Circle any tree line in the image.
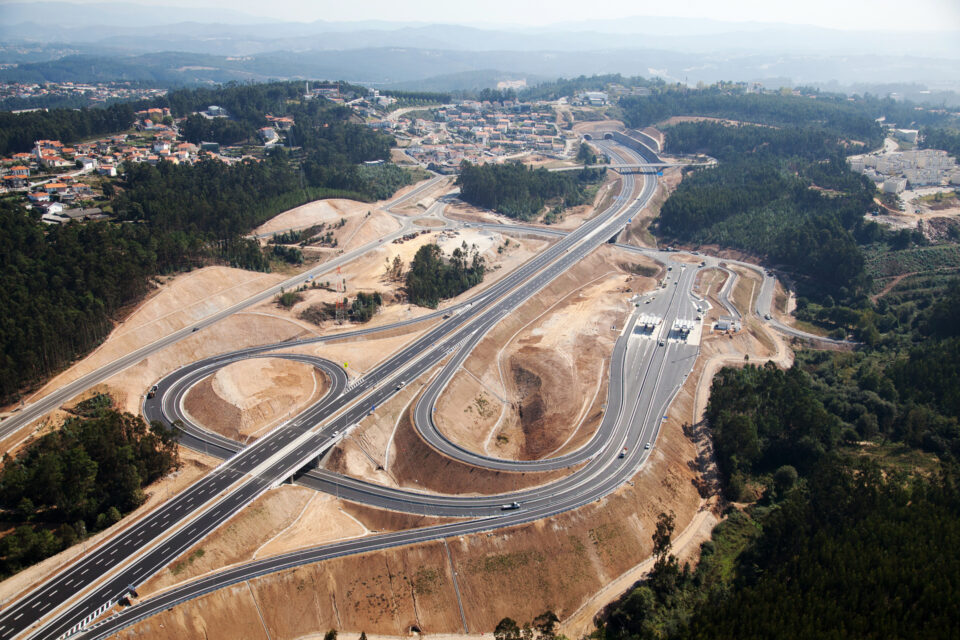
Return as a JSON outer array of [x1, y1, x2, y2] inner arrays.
[[0, 101, 141, 156], [456, 161, 604, 221], [0, 396, 179, 577], [595, 459, 959, 640], [619, 86, 884, 145]]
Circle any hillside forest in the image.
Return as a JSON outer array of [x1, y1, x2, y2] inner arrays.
[[0, 81, 418, 405]]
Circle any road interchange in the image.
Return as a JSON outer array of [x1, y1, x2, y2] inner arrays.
[[0, 138, 657, 639], [1, 137, 833, 640]]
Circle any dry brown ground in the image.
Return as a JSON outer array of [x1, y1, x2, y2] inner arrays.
[[0, 267, 285, 444], [433, 246, 658, 461], [250, 227, 550, 339], [113, 246, 736, 640], [391, 177, 456, 217], [111, 289, 800, 640], [182, 357, 329, 443], [135, 484, 456, 603], [116, 382, 705, 640]]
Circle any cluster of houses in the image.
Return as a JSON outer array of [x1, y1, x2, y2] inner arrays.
[[849, 148, 960, 194], [0, 81, 167, 107], [379, 100, 565, 171]]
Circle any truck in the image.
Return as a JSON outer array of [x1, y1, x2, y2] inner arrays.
[[501, 501, 521, 510]]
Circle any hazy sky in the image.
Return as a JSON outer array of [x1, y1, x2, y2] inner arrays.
[[57, 0, 960, 31]]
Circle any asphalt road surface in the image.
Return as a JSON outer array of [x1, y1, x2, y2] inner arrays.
[[2, 138, 805, 640]]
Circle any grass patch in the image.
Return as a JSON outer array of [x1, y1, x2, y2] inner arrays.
[[703, 509, 762, 582], [471, 550, 543, 574], [170, 548, 205, 576], [412, 567, 443, 595], [846, 441, 940, 476], [864, 244, 960, 279]]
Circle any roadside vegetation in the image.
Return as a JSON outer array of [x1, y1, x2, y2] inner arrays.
[[592, 279, 960, 638], [405, 242, 485, 308], [0, 395, 179, 577], [456, 161, 604, 222], [299, 291, 384, 325]]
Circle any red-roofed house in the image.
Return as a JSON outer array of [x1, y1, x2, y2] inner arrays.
[[44, 182, 69, 194]]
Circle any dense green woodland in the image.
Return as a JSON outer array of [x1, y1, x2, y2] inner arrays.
[[621, 88, 887, 144], [0, 101, 142, 156], [597, 460, 959, 640], [921, 127, 960, 158], [405, 243, 486, 308], [0, 396, 179, 577], [0, 201, 156, 403], [656, 121, 882, 300], [456, 162, 604, 221]]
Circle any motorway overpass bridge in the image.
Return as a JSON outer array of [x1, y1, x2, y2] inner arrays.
[[550, 162, 708, 174]]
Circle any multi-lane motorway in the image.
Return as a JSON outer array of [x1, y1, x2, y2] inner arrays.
[[0, 136, 820, 640], [0, 137, 654, 640]]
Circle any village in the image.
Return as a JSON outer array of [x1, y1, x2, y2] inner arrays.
[[377, 99, 572, 172], [0, 81, 168, 108], [0, 87, 592, 224], [0, 105, 276, 224]]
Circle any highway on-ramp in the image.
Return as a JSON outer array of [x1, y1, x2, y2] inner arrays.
[[0, 139, 658, 640], [3, 136, 807, 640]]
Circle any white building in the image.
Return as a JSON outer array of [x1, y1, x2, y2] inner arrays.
[[883, 178, 907, 194], [895, 129, 919, 144]]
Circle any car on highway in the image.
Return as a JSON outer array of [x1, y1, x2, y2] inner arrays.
[[147, 385, 158, 399], [644, 442, 651, 450], [764, 313, 771, 320], [658, 340, 665, 346], [396, 381, 405, 390], [618, 447, 628, 458], [501, 501, 521, 510]]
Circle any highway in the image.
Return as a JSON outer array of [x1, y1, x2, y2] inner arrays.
[[0, 138, 659, 640], [79, 247, 704, 640], [2, 135, 817, 640]]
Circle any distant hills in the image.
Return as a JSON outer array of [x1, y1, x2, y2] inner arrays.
[[0, 3, 958, 93]]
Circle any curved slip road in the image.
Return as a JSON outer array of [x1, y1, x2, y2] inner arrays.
[[2, 139, 662, 640], [45, 139, 845, 640], [0, 174, 450, 447]]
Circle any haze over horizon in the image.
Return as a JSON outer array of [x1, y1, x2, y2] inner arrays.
[[2, 0, 959, 32]]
